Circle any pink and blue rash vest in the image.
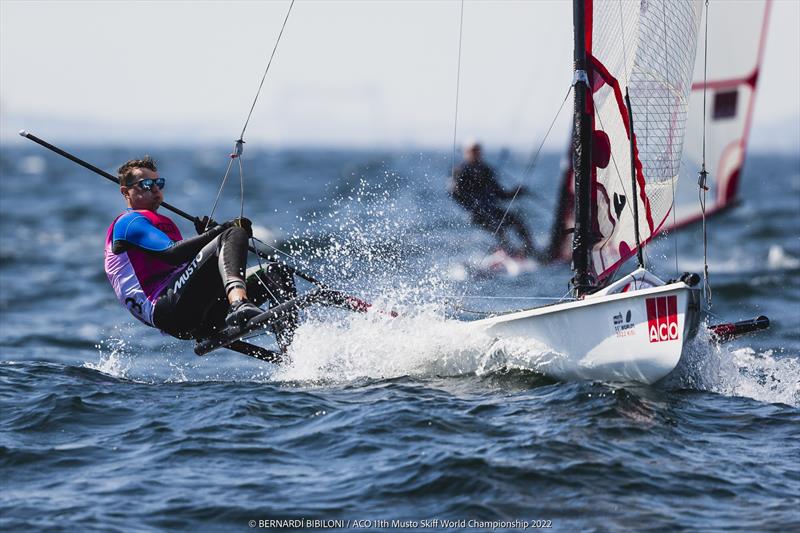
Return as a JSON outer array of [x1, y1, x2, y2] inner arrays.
[[104, 209, 184, 326]]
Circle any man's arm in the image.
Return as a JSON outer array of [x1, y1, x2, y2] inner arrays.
[[112, 214, 232, 265], [496, 184, 526, 200], [478, 165, 512, 199], [147, 225, 232, 265], [484, 166, 526, 200], [449, 163, 464, 193]]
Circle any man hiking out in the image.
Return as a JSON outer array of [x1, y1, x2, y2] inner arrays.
[[104, 156, 296, 349], [450, 140, 537, 258]]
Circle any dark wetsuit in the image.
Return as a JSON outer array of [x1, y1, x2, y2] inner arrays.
[[451, 161, 535, 256], [106, 210, 295, 342]]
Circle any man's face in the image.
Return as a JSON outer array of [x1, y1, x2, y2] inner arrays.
[[464, 145, 481, 163], [121, 167, 164, 211]]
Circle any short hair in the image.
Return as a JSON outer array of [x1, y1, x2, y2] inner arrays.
[[464, 139, 481, 151], [118, 156, 157, 186]]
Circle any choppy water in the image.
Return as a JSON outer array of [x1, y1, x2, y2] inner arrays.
[[1, 145, 798, 531]]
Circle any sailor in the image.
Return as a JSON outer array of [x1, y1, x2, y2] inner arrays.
[[104, 156, 297, 347], [449, 140, 537, 258]]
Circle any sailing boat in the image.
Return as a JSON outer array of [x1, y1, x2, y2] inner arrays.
[[20, 0, 768, 377], [546, 0, 772, 261], [675, 0, 772, 228], [464, 0, 767, 384]]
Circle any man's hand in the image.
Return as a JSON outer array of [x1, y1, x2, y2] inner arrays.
[[194, 216, 219, 234], [231, 217, 253, 238]]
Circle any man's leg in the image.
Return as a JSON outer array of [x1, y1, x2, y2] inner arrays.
[[473, 207, 515, 254], [504, 212, 538, 258], [216, 226, 249, 301], [153, 241, 227, 339], [246, 263, 297, 306], [246, 262, 298, 352], [217, 226, 298, 351], [154, 226, 259, 339], [214, 226, 266, 328]]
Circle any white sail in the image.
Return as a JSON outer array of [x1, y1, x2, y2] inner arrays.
[[587, 0, 703, 280], [547, 0, 770, 270], [674, 0, 772, 227]]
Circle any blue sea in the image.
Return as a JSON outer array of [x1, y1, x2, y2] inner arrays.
[[1, 144, 798, 531]]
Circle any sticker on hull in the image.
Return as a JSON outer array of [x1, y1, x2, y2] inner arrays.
[[646, 295, 679, 343], [612, 309, 636, 338]]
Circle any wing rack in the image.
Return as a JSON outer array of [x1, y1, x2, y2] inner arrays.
[[193, 289, 374, 358]]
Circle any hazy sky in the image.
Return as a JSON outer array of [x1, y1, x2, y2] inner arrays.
[[1, 0, 798, 149]]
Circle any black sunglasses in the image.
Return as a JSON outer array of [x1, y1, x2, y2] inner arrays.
[[130, 177, 166, 191]]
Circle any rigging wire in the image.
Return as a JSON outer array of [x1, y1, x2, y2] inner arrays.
[[450, 0, 465, 181], [698, 0, 713, 308], [452, 288, 575, 316], [496, 115, 566, 214], [250, 235, 322, 282], [520, 86, 573, 180], [203, 0, 295, 305], [502, 85, 574, 234], [248, 234, 339, 301], [669, 177, 680, 279], [206, 0, 295, 228], [489, 85, 573, 245], [456, 295, 572, 301], [206, 157, 237, 229], [238, 0, 296, 142], [238, 156, 281, 305]]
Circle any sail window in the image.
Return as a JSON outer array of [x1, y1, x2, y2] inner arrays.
[[713, 89, 738, 120]]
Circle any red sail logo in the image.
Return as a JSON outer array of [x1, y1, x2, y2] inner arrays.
[[646, 295, 679, 343]]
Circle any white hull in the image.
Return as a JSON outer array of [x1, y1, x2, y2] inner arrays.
[[470, 270, 701, 384]]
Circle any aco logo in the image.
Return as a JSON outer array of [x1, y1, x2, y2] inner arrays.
[[645, 295, 679, 343]]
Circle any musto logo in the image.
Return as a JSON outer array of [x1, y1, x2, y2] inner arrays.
[[173, 250, 204, 292], [646, 295, 679, 343]]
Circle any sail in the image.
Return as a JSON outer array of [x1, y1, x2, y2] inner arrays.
[[584, 0, 703, 280], [548, 0, 770, 268], [545, 137, 575, 263], [673, 0, 772, 228]]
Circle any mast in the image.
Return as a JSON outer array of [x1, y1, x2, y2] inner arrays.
[[571, 0, 594, 296]]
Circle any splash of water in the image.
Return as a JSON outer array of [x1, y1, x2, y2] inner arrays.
[[281, 177, 436, 294], [275, 302, 490, 384], [87, 330, 133, 379], [273, 297, 562, 386], [767, 245, 800, 270], [667, 326, 800, 406]]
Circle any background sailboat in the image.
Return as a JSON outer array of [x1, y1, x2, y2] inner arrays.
[[676, 0, 772, 228]]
